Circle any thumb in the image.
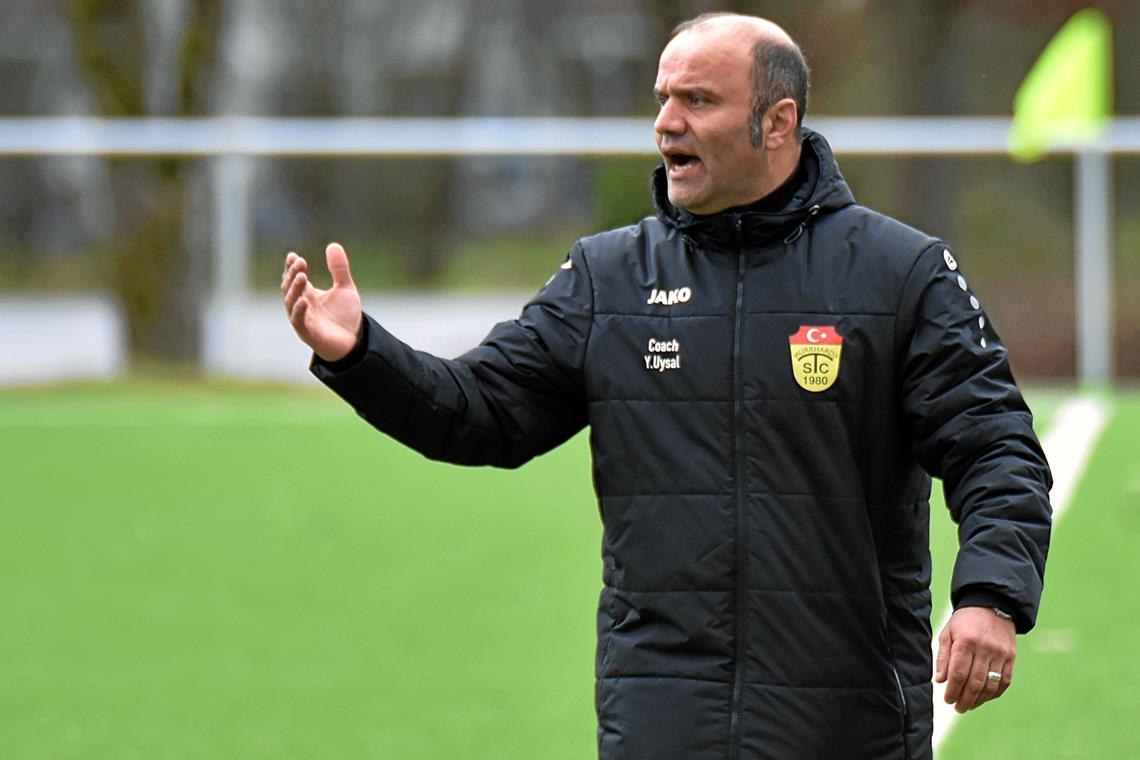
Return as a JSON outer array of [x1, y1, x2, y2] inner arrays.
[[326, 242, 356, 289], [934, 625, 952, 683]]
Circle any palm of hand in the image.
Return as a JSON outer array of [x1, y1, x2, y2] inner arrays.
[[304, 279, 361, 358]]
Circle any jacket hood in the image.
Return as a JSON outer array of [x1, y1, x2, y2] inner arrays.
[[652, 127, 856, 251]]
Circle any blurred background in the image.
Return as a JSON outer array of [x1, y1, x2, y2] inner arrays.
[[2, 2, 1139, 759], [1, 0, 1138, 383]]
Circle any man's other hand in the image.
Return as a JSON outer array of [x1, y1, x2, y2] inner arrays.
[[281, 243, 363, 362], [935, 606, 1016, 713]]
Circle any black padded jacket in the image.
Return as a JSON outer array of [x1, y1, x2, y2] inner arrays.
[[312, 129, 1052, 760]]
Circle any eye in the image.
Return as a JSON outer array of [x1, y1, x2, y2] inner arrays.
[[655, 93, 668, 107], [689, 94, 706, 107]]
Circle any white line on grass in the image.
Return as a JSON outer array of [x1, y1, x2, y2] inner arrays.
[[931, 394, 1112, 753]]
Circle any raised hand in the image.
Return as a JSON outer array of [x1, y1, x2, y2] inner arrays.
[[281, 242, 363, 362]]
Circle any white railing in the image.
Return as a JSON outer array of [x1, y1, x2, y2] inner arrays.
[[2, 115, 1139, 155], [3, 116, 1136, 385]]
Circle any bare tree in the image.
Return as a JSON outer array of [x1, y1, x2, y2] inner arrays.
[[69, 0, 221, 364]]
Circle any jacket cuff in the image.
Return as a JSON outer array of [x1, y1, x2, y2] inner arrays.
[[954, 586, 1024, 632]]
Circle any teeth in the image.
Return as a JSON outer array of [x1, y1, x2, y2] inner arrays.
[[666, 154, 699, 177]]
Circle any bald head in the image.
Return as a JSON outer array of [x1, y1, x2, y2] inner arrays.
[[670, 13, 810, 143], [671, 12, 795, 46]]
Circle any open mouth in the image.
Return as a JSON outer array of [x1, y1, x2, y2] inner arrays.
[[663, 149, 701, 177]]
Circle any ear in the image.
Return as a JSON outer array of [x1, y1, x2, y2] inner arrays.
[[761, 98, 799, 150]]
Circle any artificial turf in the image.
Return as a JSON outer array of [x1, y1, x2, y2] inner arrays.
[[938, 392, 1140, 759], [0, 384, 600, 759], [0, 383, 1121, 759]]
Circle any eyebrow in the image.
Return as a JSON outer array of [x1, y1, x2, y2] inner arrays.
[[653, 84, 715, 101]]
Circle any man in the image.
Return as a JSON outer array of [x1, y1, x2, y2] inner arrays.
[[281, 13, 1051, 760]]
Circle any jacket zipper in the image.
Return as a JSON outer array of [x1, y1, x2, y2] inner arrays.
[[891, 663, 912, 760], [727, 216, 748, 760]]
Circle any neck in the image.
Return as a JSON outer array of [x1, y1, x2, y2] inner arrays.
[[751, 140, 802, 203]]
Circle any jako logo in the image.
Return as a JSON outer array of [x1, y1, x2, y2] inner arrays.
[[646, 287, 692, 306]]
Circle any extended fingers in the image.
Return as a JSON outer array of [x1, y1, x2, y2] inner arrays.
[[283, 268, 309, 324], [281, 252, 308, 295], [282, 252, 311, 316], [290, 292, 309, 325]]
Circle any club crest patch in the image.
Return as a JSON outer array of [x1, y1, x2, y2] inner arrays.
[[789, 325, 843, 392]]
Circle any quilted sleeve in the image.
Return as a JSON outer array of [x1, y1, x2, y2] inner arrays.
[[895, 243, 1053, 633], [311, 242, 593, 469]]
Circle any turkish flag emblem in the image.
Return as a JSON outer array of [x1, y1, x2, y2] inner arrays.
[[788, 325, 843, 392]]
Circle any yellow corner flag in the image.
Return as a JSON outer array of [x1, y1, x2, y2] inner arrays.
[[1010, 8, 1112, 162]]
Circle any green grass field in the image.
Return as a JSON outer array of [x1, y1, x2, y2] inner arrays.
[[1, 382, 1136, 759]]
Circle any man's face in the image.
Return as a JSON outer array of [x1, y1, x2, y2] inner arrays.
[[653, 29, 767, 215]]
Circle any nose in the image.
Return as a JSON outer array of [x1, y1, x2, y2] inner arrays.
[[654, 98, 685, 140]]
